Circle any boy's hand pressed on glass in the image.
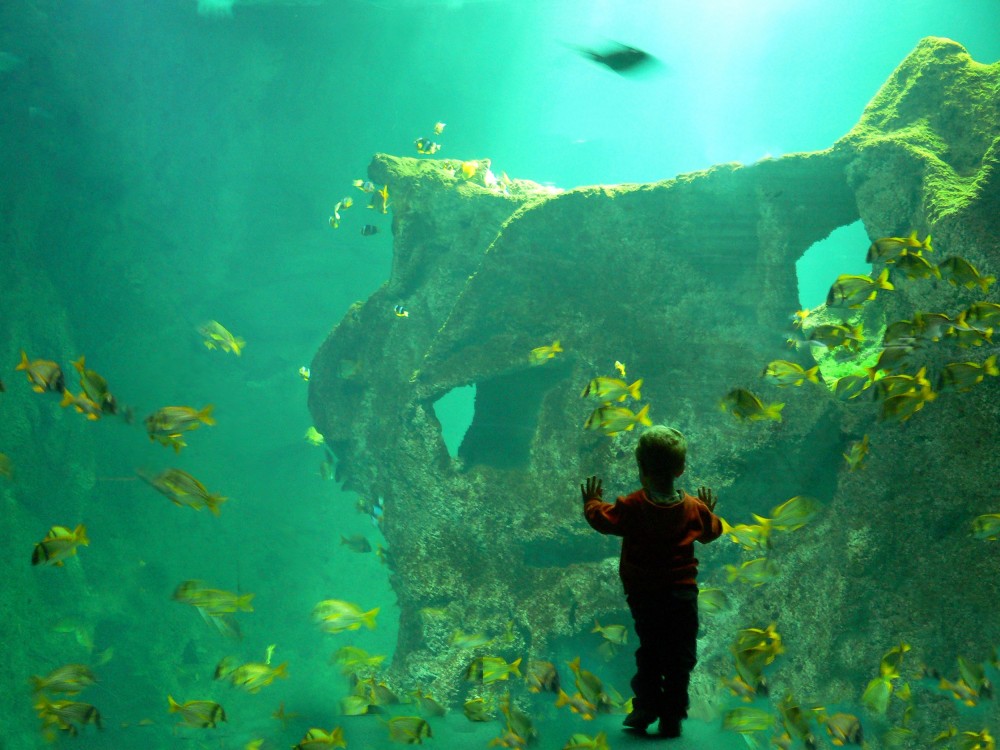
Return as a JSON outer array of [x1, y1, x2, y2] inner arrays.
[[698, 486, 717, 511], [581, 475, 603, 502]]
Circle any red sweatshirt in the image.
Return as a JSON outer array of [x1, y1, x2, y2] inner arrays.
[[584, 489, 722, 594]]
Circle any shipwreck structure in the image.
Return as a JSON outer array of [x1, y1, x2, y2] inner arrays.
[[309, 36, 1000, 736]]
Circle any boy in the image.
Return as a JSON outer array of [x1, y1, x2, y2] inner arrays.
[[581, 425, 721, 738]]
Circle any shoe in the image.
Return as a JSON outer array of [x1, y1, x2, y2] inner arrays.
[[658, 716, 682, 738], [622, 708, 657, 731]]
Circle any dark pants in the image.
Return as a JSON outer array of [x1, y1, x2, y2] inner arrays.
[[626, 587, 699, 721]]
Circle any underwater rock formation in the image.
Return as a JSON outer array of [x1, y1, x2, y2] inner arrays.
[[309, 35, 1000, 727]]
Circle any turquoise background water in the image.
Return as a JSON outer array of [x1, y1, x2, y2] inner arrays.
[[2, 1, 999, 748]]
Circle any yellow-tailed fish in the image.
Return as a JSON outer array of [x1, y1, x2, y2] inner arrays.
[[937, 355, 999, 393], [563, 731, 610, 750], [529, 340, 562, 365], [722, 520, 771, 552], [614, 360, 626, 377], [481, 656, 522, 684], [580, 377, 642, 402], [499, 691, 536, 740], [843, 435, 869, 471], [412, 688, 447, 717], [293, 726, 347, 749], [866, 344, 916, 378], [32, 524, 89, 566], [724, 557, 778, 585], [214, 659, 288, 693], [173, 580, 254, 616], [491, 730, 530, 749], [873, 368, 931, 400], [71, 356, 118, 414], [139, 468, 227, 516], [198, 320, 245, 356], [938, 256, 995, 292], [387, 716, 432, 744], [525, 660, 560, 693], [59, 390, 103, 420], [769, 496, 820, 531], [892, 251, 940, 281], [866, 231, 931, 263], [16, 350, 66, 393], [721, 673, 764, 702], [450, 629, 493, 649], [819, 712, 863, 746], [807, 322, 864, 351], [584, 403, 652, 435], [463, 696, 493, 721], [555, 689, 597, 720], [698, 587, 730, 615], [34, 695, 102, 736], [567, 656, 604, 705], [591, 620, 627, 645], [833, 373, 872, 401], [30, 664, 97, 695], [167, 696, 226, 728], [145, 405, 215, 452], [950, 318, 993, 348], [826, 269, 893, 308], [721, 706, 774, 734], [879, 387, 936, 423], [762, 360, 820, 387], [720, 388, 783, 422], [340, 534, 372, 553], [963, 301, 1000, 328], [312, 599, 379, 633], [971, 513, 1000, 541], [883, 318, 921, 346]]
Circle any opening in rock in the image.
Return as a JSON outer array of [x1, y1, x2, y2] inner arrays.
[[458, 363, 569, 470], [432, 384, 476, 459], [796, 220, 870, 310]]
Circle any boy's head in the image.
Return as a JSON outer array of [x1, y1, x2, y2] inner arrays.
[[635, 425, 687, 493]]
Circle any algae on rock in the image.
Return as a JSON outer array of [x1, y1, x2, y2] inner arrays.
[[309, 37, 1000, 734]]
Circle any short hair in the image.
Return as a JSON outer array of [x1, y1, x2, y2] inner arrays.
[[635, 425, 687, 487]]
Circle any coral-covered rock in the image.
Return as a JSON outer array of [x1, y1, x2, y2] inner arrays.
[[309, 37, 1000, 720]]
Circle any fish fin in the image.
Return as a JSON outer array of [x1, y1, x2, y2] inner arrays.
[[876, 268, 894, 290], [636, 403, 651, 426], [207, 495, 225, 517], [805, 366, 820, 384], [198, 404, 217, 426], [629, 378, 643, 400]]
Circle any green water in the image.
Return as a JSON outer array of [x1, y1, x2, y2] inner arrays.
[[2, 1, 999, 748]]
